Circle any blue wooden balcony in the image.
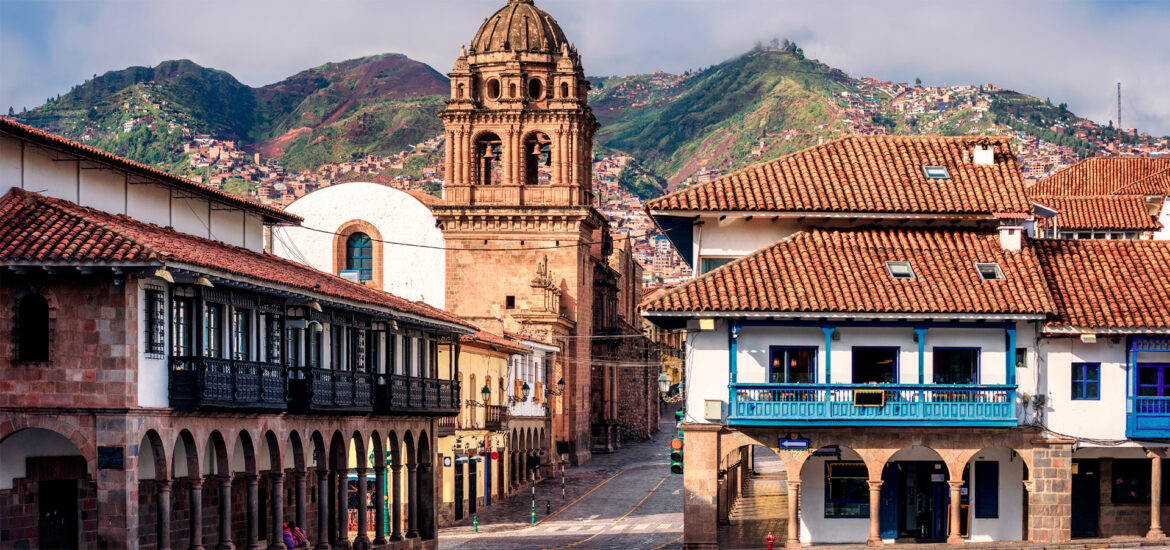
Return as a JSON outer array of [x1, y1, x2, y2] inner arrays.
[[1127, 396, 1170, 438], [728, 383, 1018, 427]]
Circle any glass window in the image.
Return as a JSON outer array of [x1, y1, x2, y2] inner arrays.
[[264, 314, 282, 364], [853, 347, 898, 384], [975, 263, 1004, 281], [203, 303, 223, 358], [331, 326, 345, 370], [16, 294, 50, 362], [769, 347, 816, 383], [145, 289, 166, 356], [922, 166, 950, 179], [699, 257, 735, 275], [231, 308, 250, 361], [1138, 364, 1170, 397], [286, 327, 302, 368], [825, 462, 869, 518], [171, 297, 193, 357], [974, 461, 999, 518], [1071, 363, 1100, 400], [346, 233, 373, 281], [885, 261, 915, 279], [308, 325, 322, 369], [933, 348, 979, 385]]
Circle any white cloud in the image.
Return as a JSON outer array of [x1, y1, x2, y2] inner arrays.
[[2, 0, 1167, 134]]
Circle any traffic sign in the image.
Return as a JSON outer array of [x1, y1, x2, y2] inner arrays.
[[491, 451, 499, 460], [778, 438, 810, 450]]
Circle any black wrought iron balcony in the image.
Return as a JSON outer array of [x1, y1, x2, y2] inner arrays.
[[288, 367, 373, 413], [373, 374, 460, 417], [169, 356, 286, 411]]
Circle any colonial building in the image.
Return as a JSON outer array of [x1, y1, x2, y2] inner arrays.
[[0, 118, 472, 549], [641, 135, 1170, 547], [1030, 157, 1170, 240], [430, 0, 658, 462]]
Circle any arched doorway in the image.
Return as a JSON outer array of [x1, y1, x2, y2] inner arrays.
[[417, 432, 435, 540], [717, 444, 787, 549], [881, 446, 950, 542], [795, 444, 869, 546], [961, 446, 1027, 542], [0, 428, 91, 549]]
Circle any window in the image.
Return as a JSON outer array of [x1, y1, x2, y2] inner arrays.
[[171, 297, 193, 356], [350, 329, 366, 372], [145, 289, 166, 356], [505, 296, 516, 309], [367, 331, 381, 373], [853, 347, 898, 384], [528, 78, 543, 100], [768, 347, 816, 383], [486, 79, 501, 100], [1138, 364, 1170, 397], [331, 326, 345, 370], [975, 263, 1005, 281], [699, 257, 735, 275], [16, 293, 50, 362], [1015, 347, 1028, 370], [264, 314, 282, 364], [885, 261, 915, 280], [286, 327, 303, 368], [974, 461, 999, 518], [933, 348, 979, 385], [403, 336, 413, 376], [825, 462, 869, 518], [922, 166, 950, 179], [1072, 362, 1100, 400], [417, 337, 427, 377], [1112, 459, 1153, 504], [203, 304, 223, 358], [231, 309, 250, 361], [308, 324, 322, 369], [388, 334, 400, 375], [560, 82, 570, 98], [346, 233, 373, 281]]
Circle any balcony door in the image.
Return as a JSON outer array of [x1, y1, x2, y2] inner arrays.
[[853, 347, 898, 384], [768, 347, 815, 383], [933, 348, 979, 385], [1138, 364, 1170, 397]]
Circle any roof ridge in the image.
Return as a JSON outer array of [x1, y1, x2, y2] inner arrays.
[[1, 188, 165, 262]]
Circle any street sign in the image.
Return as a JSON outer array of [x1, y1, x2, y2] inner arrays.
[[443, 456, 452, 467], [778, 438, 810, 450], [491, 451, 499, 460]]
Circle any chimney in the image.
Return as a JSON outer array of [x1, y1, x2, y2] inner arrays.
[[973, 145, 995, 166], [999, 224, 1022, 252]]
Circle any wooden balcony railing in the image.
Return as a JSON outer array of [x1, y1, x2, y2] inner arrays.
[[485, 405, 508, 431], [436, 416, 457, 437], [288, 367, 373, 413], [1128, 396, 1170, 438], [728, 383, 1017, 427], [169, 356, 286, 411], [373, 374, 460, 417]]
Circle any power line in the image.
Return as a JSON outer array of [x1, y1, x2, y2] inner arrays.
[[288, 223, 686, 252]]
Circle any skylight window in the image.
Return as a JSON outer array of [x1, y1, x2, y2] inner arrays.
[[885, 261, 915, 280], [922, 166, 950, 179], [975, 262, 1005, 281]]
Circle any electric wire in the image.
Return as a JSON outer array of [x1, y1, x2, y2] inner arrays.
[[285, 223, 689, 252]]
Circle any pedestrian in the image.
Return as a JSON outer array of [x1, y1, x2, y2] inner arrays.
[[288, 520, 308, 547], [282, 523, 297, 549]]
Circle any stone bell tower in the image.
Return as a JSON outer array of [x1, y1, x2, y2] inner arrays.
[[439, 0, 597, 206], [433, 0, 607, 466]]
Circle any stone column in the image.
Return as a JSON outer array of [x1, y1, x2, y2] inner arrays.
[[681, 423, 720, 549], [353, 466, 369, 549], [189, 477, 205, 550], [1027, 442, 1073, 542], [245, 474, 260, 550], [218, 475, 235, 550], [294, 471, 308, 544], [866, 480, 883, 547], [268, 473, 286, 550], [406, 464, 419, 538], [335, 467, 350, 549], [157, 479, 173, 550], [785, 481, 801, 549], [390, 465, 403, 542], [947, 480, 964, 543], [315, 470, 330, 550], [373, 466, 386, 546], [1150, 451, 1166, 539]]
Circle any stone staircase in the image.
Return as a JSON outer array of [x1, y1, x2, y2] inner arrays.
[[719, 449, 790, 549]]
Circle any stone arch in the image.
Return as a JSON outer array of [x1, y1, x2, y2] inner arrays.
[[560, 81, 570, 99], [173, 429, 200, 479], [328, 431, 347, 471], [403, 430, 416, 468], [0, 427, 88, 488], [416, 431, 435, 540], [233, 430, 258, 475], [137, 429, 168, 481], [309, 431, 327, 472], [522, 129, 553, 185], [0, 414, 94, 475], [350, 429, 368, 471], [472, 131, 503, 186], [960, 445, 1029, 540], [261, 430, 282, 473], [8, 284, 59, 363], [333, 219, 384, 290], [386, 431, 401, 468], [205, 431, 230, 477], [370, 430, 385, 470], [287, 430, 306, 473]]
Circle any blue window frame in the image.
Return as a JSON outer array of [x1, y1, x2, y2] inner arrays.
[[768, 346, 817, 383], [824, 462, 869, 518], [1138, 364, 1170, 397], [974, 461, 999, 518], [852, 347, 899, 384], [933, 347, 980, 385], [346, 232, 374, 281], [1071, 362, 1100, 400]]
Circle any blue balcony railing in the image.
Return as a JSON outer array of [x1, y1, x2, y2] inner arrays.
[[728, 383, 1017, 427], [1127, 396, 1170, 438]]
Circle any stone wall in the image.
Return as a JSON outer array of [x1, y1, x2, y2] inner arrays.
[[1029, 442, 1073, 542], [1097, 458, 1168, 537]]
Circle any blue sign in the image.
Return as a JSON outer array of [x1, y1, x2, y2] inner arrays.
[[778, 438, 810, 450]]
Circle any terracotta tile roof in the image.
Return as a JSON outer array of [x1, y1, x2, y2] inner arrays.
[[642, 228, 1054, 316], [1029, 157, 1170, 196], [1034, 239, 1170, 331], [0, 188, 473, 330], [402, 188, 444, 207], [0, 117, 301, 224], [645, 136, 1030, 215], [462, 330, 530, 353], [1032, 195, 1161, 233]]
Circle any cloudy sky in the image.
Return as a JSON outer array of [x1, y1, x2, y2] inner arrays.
[[2, 0, 1168, 135]]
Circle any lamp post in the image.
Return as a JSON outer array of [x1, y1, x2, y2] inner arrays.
[[657, 372, 671, 394]]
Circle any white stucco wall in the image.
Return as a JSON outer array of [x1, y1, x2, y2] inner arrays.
[[273, 182, 447, 309], [136, 279, 170, 408], [0, 428, 84, 489], [692, 216, 799, 275], [966, 446, 1024, 542], [799, 448, 870, 544], [1155, 198, 1170, 241]]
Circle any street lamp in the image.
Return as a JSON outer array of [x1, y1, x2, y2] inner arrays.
[[657, 372, 671, 394], [509, 381, 532, 404], [465, 384, 493, 408]]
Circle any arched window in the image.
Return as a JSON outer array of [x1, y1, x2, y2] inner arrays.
[[509, 83, 517, 99], [528, 78, 544, 100], [17, 293, 49, 362], [457, 84, 466, 99], [346, 233, 373, 281], [486, 79, 501, 100], [561, 82, 570, 99]]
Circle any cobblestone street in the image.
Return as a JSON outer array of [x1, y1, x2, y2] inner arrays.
[[439, 420, 683, 550]]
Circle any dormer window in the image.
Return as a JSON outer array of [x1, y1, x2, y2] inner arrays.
[[975, 262, 1005, 281], [922, 166, 950, 179], [885, 261, 915, 280]]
